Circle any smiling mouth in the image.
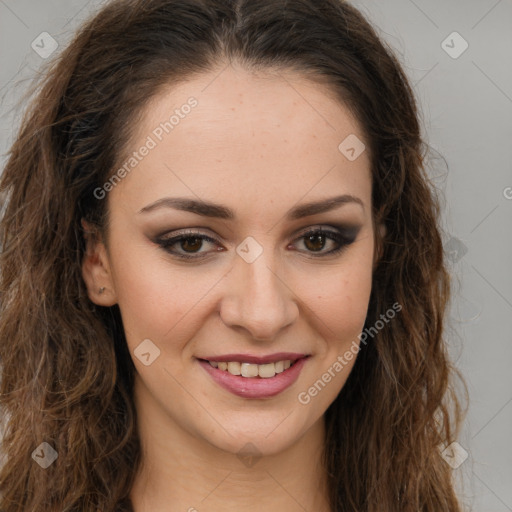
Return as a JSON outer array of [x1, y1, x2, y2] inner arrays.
[[199, 358, 301, 378], [197, 356, 310, 399]]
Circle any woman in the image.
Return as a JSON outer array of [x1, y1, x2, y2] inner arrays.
[[0, 0, 467, 510]]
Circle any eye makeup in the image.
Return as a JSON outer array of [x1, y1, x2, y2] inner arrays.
[[152, 223, 362, 261]]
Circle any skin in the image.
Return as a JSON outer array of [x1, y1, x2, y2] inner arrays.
[[82, 62, 382, 512]]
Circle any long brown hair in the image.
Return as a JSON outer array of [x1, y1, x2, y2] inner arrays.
[[0, 0, 467, 510]]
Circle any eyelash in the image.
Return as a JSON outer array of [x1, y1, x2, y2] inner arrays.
[[154, 226, 358, 261]]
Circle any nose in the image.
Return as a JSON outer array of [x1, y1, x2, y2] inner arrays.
[[219, 248, 298, 341]]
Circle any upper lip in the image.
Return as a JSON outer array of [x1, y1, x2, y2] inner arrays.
[[198, 352, 309, 365]]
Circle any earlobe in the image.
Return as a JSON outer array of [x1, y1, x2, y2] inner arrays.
[[80, 218, 117, 306]]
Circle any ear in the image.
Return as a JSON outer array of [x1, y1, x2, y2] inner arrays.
[[373, 222, 386, 270], [81, 218, 118, 306]]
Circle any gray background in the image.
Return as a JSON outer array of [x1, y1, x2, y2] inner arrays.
[[0, 1, 511, 510]]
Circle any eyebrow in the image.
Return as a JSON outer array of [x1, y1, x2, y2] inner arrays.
[[138, 194, 365, 221]]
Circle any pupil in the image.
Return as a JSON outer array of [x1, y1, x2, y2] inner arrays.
[[305, 233, 325, 252], [182, 237, 202, 252]]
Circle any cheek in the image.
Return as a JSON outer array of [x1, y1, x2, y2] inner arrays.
[[108, 241, 203, 348], [324, 271, 371, 333], [298, 251, 374, 349]]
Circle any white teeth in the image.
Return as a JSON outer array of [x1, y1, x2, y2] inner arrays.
[[227, 361, 241, 375], [274, 360, 284, 373], [240, 363, 259, 378], [258, 363, 276, 378], [208, 359, 295, 377]]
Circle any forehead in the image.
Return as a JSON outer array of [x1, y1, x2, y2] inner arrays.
[[111, 65, 371, 216]]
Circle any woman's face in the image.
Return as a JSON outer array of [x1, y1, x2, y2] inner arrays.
[[84, 64, 377, 457]]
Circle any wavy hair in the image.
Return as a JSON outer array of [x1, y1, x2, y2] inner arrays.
[[0, 0, 467, 510]]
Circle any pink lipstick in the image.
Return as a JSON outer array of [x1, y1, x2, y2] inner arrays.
[[197, 354, 309, 399]]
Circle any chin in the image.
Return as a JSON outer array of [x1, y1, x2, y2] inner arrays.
[[194, 409, 319, 460]]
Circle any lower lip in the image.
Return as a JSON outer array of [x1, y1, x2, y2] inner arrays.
[[198, 357, 309, 399]]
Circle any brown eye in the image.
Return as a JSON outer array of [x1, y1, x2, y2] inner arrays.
[[155, 232, 220, 260], [291, 226, 360, 258], [303, 232, 328, 252], [179, 236, 204, 253]]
